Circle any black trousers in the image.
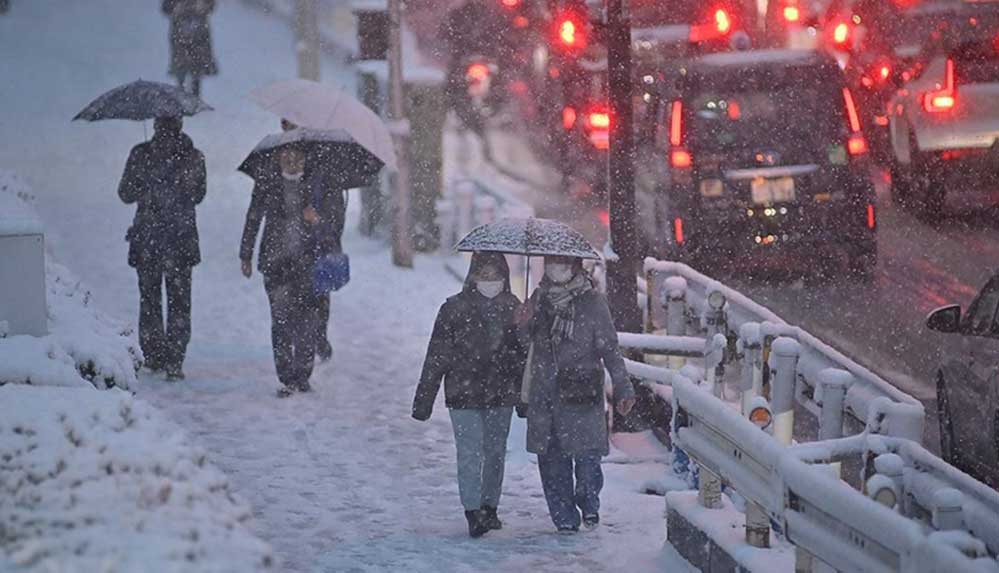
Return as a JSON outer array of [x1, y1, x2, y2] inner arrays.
[[317, 292, 330, 347], [137, 265, 192, 369], [265, 273, 320, 388]]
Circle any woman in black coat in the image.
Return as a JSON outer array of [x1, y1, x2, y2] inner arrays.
[[162, 0, 217, 96], [412, 252, 527, 538]]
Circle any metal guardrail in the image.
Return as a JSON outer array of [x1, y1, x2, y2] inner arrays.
[[641, 258, 925, 430], [667, 377, 999, 572]]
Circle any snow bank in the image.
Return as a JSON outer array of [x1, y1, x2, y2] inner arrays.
[[0, 170, 140, 390], [0, 385, 274, 572]]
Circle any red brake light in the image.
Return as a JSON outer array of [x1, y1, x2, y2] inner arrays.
[[867, 204, 876, 229], [879, 65, 891, 81], [833, 22, 850, 44], [560, 19, 577, 45], [674, 218, 685, 245], [513, 15, 529, 28], [727, 100, 741, 120], [562, 106, 577, 130], [848, 135, 869, 156], [784, 5, 800, 22], [466, 63, 490, 82], [923, 59, 956, 113], [669, 100, 692, 168], [715, 9, 731, 34], [670, 100, 683, 146], [553, 10, 588, 53], [501, 0, 520, 7], [842, 88, 868, 156], [588, 112, 610, 129], [671, 149, 692, 168]]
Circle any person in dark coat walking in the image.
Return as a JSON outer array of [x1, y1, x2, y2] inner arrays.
[[118, 116, 206, 380], [280, 118, 346, 363], [162, 0, 217, 97], [518, 255, 636, 533], [240, 146, 338, 397], [412, 252, 527, 538]]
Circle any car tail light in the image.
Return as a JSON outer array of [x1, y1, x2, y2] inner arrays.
[[879, 65, 891, 81], [784, 5, 800, 22], [923, 58, 956, 113], [587, 112, 610, 129], [674, 217, 685, 244], [465, 63, 490, 82], [833, 21, 850, 45], [669, 100, 692, 168], [513, 15, 529, 28], [842, 87, 868, 156], [562, 106, 577, 130], [867, 204, 876, 229], [553, 10, 587, 53], [715, 8, 731, 34]]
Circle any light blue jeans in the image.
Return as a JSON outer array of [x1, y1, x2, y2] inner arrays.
[[449, 407, 514, 511]]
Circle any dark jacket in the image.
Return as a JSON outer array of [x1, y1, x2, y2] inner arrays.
[[239, 167, 341, 285], [523, 277, 635, 456], [163, 0, 217, 77], [413, 253, 527, 418], [118, 132, 206, 269]]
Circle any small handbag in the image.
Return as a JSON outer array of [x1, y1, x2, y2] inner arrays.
[[312, 252, 350, 294]]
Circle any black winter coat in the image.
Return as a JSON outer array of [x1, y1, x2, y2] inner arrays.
[[163, 0, 217, 77], [413, 253, 527, 417], [118, 133, 206, 269], [239, 169, 342, 285]]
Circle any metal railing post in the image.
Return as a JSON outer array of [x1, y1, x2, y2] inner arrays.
[[739, 322, 762, 416], [874, 453, 906, 514], [663, 276, 688, 369], [759, 321, 781, 400], [697, 466, 722, 509], [932, 489, 965, 531], [770, 336, 801, 446], [705, 333, 727, 399], [746, 501, 770, 548], [818, 368, 850, 477]]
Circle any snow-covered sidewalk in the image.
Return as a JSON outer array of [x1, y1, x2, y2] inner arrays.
[[0, 0, 682, 570]]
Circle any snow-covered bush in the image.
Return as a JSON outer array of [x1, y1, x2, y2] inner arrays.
[[0, 170, 141, 390], [0, 385, 275, 572]]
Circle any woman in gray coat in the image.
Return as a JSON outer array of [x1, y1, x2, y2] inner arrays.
[[412, 252, 526, 538], [520, 255, 635, 533]]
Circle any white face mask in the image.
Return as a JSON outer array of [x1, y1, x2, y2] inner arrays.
[[476, 280, 504, 299], [545, 263, 574, 284], [281, 171, 304, 181]]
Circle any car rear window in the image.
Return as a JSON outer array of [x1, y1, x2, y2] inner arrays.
[[683, 64, 846, 164], [953, 41, 999, 83]]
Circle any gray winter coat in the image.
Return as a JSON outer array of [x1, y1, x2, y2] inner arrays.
[[523, 285, 634, 456]]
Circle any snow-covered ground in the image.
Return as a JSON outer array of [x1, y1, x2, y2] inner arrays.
[[0, 1, 683, 570]]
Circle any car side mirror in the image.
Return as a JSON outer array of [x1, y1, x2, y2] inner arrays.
[[926, 305, 962, 333]]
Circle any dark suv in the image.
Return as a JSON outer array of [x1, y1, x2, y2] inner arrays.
[[926, 273, 999, 489], [656, 50, 878, 279]]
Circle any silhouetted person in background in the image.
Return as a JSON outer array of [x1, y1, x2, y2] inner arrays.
[[163, 0, 217, 96]]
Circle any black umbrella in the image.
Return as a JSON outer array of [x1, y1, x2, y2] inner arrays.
[[72, 80, 212, 122], [238, 128, 385, 189]]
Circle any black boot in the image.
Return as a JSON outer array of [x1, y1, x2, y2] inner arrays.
[[465, 510, 489, 538], [481, 505, 502, 530]]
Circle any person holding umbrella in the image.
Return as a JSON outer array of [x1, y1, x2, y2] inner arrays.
[[162, 0, 217, 97], [239, 129, 378, 397], [117, 116, 207, 380], [412, 251, 527, 538], [519, 254, 636, 533]]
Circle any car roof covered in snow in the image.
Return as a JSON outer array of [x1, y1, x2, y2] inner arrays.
[[689, 49, 834, 73]]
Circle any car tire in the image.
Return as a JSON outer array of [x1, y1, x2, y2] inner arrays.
[[937, 372, 960, 466]]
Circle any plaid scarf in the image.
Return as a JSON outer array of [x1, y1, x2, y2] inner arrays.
[[543, 272, 592, 344]]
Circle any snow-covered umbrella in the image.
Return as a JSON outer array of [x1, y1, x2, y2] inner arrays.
[[455, 217, 600, 298], [454, 217, 601, 260], [249, 79, 397, 171], [238, 128, 385, 189], [72, 80, 212, 122]]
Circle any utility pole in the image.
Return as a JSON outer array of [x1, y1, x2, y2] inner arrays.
[[294, 0, 321, 81], [388, 0, 414, 267], [604, 0, 641, 332]]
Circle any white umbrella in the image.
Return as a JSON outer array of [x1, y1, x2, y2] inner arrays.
[[249, 79, 397, 171]]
